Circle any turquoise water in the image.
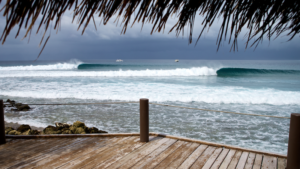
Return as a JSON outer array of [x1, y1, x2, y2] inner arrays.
[[1, 59, 300, 154]]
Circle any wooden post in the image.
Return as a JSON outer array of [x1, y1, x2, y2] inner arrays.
[[287, 113, 300, 169], [0, 100, 6, 145], [140, 98, 149, 142]]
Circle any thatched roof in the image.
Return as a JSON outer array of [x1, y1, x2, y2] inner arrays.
[[0, 0, 299, 53]]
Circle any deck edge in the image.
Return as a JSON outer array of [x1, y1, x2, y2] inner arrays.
[[5, 132, 287, 158]]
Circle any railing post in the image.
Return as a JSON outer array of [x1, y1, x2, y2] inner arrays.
[[0, 100, 6, 145], [287, 113, 300, 169], [140, 98, 149, 142]]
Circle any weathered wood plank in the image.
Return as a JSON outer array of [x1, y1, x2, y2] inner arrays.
[[0, 138, 56, 156], [277, 158, 287, 169], [210, 148, 230, 169], [22, 137, 113, 168], [154, 142, 192, 169], [201, 147, 223, 169], [166, 142, 201, 169], [227, 150, 243, 169], [219, 149, 236, 169], [130, 139, 178, 169], [244, 152, 256, 169], [58, 136, 134, 169], [261, 155, 277, 169], [76, 137, 142, 169], [107, 137, 170, 169], [0, 138, 75, 167], [236, 152, 249, 169], [138, 140, 184, 169], [190, 146, 217, 169], [47, 137, 119, 168], [95, 137, 154, 169], [253, 154, 263, 169], [178, 144, 208, 169], [0, 139, 32, 151], [6, 138, 90, 168]]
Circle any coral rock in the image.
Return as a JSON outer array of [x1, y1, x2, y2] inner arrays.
[[17, 125, 31, 133], [8, 130, 21, 135], [5, 127, 14, 134]]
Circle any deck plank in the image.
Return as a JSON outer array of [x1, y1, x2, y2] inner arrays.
[[138, 140, 184, 169], [0, 138, 58, 157], [0, 139, 33, 151], [236, 152, 249, 169], [58, 136, 134, 169], [219, 149, 236, 169], [95, 137, 155, 169], [7, 138, 91, 169], [0, 138, 76, 167], [190, 146, 217, 169], [227, 150, 243, 169], [24, 137, 113, 168], [107, 137, 170, 169], [244, 152, 256, 169], [277, 158, 287, 169], [253, 154, 263, 169], [201, 147, 223, 169], [77, 137, 142, 169], [178, 144, 208, 169], [166, 142, 201, 169], [210, 148, 230, 169], [130, 139, 178, 169], [154, 142, 192, 169], [261, 155, 277, 169]]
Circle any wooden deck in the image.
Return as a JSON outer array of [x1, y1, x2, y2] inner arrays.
[[0, 135, 287, 169]]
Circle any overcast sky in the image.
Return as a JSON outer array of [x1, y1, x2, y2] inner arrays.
[[0, 5, 299, 61]]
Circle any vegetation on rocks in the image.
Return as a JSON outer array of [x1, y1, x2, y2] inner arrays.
[[6, 121, 108, 135]]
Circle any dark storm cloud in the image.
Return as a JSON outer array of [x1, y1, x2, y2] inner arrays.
[[0, 7, 300, 61]]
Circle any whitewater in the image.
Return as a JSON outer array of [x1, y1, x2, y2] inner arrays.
[[1, 59, 300, 154]]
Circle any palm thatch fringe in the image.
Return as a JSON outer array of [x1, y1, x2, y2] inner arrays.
[[0, 0, 299, 52]]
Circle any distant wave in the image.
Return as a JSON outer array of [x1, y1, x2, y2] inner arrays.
[[0, 67, 217, 77], [216, 68, 300, 76], [77, 63, 148, 69], [0, 59, 82, 71]]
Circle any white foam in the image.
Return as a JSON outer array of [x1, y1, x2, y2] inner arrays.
[[1, 81, 300, 105], [0, 59, 82, 71], [0, 67, 217, 77]]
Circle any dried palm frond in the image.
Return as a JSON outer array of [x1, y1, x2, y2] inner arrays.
[[0, 0, 299, 53]]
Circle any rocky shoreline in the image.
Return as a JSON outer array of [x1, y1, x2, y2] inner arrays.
[[5, 121, 108, 135], [3, 99, 108, 135], [3, 99, 31, 111]]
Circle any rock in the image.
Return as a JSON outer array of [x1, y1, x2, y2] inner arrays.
[[3, 105, 6, 108], [74, 127, 86, 134], [10, 108, 18, 111], [5, 127, 14, 134], [8, 130, 21, 135], [6, 99, 11, 102], [43, 125, 61, 134], [98, 130, 108, 133], [73, 121, 86, 128], [88, 127, 99, 133], [62, 130, 73, 134], [22, 129, 32, 135], [55, 122, 71, 128], [31, 130, 40, 135], [17, 125, 31, 133], [16, 104, 30, 111], [15, 103, 22, 107]]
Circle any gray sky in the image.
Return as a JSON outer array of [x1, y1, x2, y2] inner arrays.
[[0, 7, 299, 61]]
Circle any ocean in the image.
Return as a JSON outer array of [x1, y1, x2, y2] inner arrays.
[[1, 59, 300, 154]]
